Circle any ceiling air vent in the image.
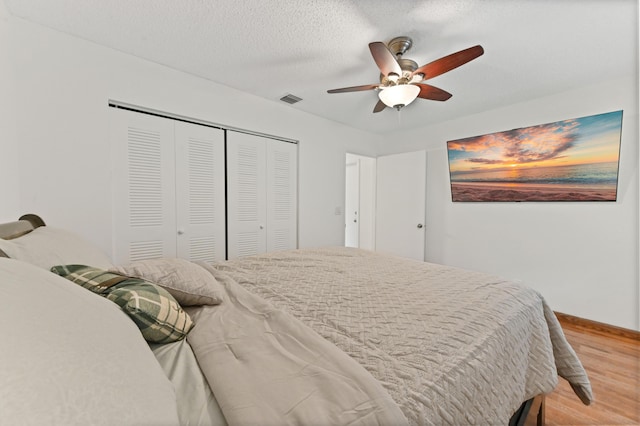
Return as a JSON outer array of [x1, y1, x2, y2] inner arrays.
[[280, 94, 302, 105]]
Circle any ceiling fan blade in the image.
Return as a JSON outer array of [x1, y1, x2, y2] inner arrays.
[[327, 84, 379, 94], [373, 99, 387, 113], [416, 84, 453, 101], [369, 42, 402, 77], [413, 45, 484, 80]]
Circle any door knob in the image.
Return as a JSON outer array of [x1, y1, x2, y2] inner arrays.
[[417, 224, 423, 229]]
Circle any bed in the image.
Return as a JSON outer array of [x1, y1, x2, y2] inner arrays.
[[0, 214, 593, 425]]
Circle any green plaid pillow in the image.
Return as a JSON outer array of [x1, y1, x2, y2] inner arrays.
[[51, 265, 194, 343], [49, 265, 129, 294]]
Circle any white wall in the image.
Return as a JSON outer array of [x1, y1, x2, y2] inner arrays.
[[3, 14, 382, 253], [377, 75, 639, 331], [0, 3, 20, 221]]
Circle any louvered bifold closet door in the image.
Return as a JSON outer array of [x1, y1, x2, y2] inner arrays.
[[174, 122, 226, 263], [266, 139, 297, 252], [226, 132, 268, 259], [111, 108, 177, 264]]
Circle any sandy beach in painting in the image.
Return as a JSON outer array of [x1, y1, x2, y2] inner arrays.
[[451, 182, 617, 202]]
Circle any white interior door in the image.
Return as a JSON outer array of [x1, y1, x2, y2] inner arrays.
[[375, 150, 426, 261], [175, 122, 226, 263], [345, 160, 360, 247], [226, 131, 267, 258], [266, 139, 297, 253], [111, 108, 177, 264]]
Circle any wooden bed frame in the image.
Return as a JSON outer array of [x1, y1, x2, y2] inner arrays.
[[0, 214, 46, 257], [0, 213, 546, 425]]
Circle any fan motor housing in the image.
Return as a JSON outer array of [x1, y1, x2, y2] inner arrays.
[[398, 58, 418, 73]]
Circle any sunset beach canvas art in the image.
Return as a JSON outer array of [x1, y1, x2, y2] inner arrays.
[[447, 110, 623, 202]]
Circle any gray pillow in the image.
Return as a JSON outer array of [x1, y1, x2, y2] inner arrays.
[[110, 258, 224, 306]]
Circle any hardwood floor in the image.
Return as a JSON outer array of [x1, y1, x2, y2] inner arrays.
[[545, 315, 640, 425]]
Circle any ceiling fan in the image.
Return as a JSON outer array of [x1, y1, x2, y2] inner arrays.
[[327, 36, 484, 113]]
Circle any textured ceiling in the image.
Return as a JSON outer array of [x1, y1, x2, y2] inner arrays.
[[4, 0, 638, 135]]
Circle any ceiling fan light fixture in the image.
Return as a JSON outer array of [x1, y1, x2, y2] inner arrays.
[[378, 84, 420, 110]]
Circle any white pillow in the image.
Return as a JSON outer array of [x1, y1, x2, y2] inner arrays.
[[0, 226, 113, 270], [0, 258, 180, 426]]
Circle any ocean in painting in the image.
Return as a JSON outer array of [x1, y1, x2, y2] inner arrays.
[[450, 161, 619, 188]]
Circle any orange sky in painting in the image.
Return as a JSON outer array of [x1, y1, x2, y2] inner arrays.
[[447, 113, 622, 174]]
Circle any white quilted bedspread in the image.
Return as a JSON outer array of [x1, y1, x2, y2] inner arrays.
[[214, 247, 593, 425]]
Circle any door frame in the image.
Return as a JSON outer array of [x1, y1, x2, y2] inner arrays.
[[345, 153, 376, 250]]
